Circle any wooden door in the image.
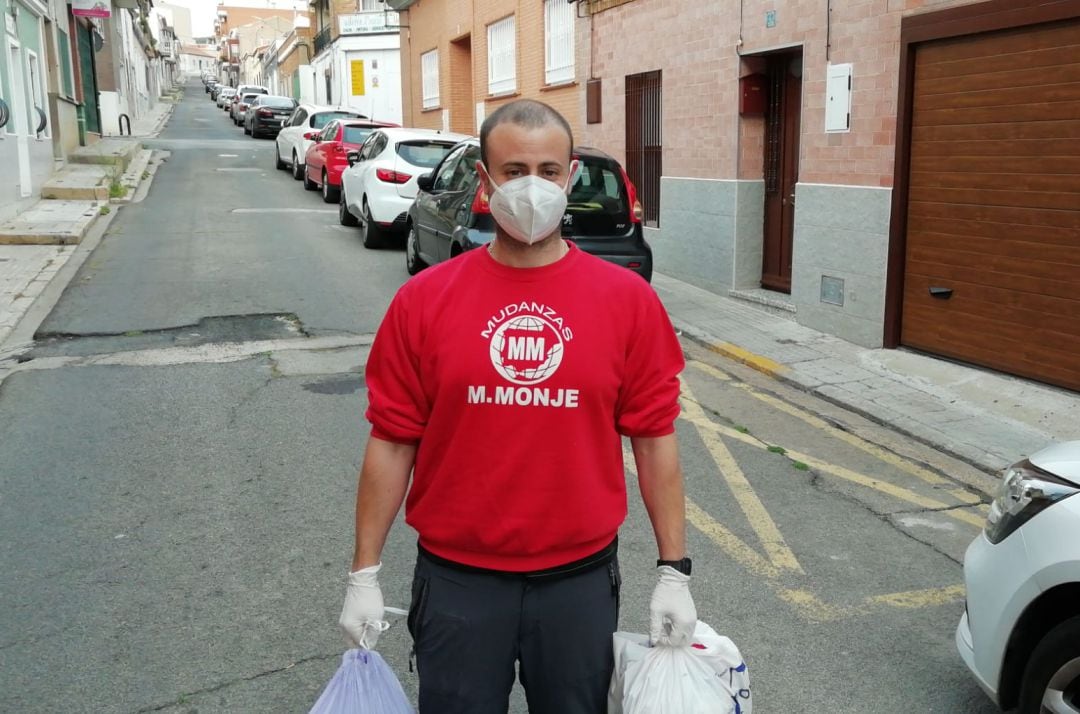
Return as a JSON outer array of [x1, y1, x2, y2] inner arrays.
[[762, 54, 802, 293], [902, 19, 1080, 391]]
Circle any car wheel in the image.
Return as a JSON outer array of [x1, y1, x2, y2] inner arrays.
[[339, 189, 358, 227], [291, 153, 303, 181], [303, 166, 318, 191], [1019, 615, 1080, 714], [322, 171, 339, 203], [405, 224, 428, 275], [361, 200, 385, 249], [275, 147, 285, 170]]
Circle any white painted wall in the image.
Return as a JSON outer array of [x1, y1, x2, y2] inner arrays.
[[308, 33, 401, 123]]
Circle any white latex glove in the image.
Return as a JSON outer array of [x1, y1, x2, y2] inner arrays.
[[649, 565, 697, 647], [339, 563, 388, 649]]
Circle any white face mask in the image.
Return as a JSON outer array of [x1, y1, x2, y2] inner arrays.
[[485, 163, 577, 245]]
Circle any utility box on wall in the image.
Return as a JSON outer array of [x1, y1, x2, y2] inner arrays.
[[739, 74, 767, 115]]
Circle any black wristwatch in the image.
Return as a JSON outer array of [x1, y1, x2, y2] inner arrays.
[[657, 557, 692, 575]]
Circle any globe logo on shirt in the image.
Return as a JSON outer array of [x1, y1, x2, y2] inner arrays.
[[489, 315, 565, 385]]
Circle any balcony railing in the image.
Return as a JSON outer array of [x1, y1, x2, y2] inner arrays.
[[313, 26, 332, 55]]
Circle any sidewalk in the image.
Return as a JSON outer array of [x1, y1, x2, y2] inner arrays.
[[0, 99, 173, 353], [656, 273, 1079, 476], [0, 245, 73, 346]]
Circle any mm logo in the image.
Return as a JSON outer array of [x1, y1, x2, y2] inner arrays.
[[506, 335, 546, 362], [489, 314, 565, 385]]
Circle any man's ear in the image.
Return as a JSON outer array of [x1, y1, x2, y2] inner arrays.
[[476, 161, 494, 192], [566, 159, 581, 191]]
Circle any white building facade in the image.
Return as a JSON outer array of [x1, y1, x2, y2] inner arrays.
[[308, 9, 401, 123]]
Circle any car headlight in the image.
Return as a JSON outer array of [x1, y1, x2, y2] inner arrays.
[[985, 460, 1078, 544]]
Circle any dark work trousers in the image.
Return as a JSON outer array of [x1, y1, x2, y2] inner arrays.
[[407, 548, 621, 714]]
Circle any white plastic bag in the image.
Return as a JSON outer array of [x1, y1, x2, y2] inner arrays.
[[309, 648, 414, 714], [609, 621, 751, 714]]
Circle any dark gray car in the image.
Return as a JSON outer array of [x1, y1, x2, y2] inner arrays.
[[403, 140, 654, 281]]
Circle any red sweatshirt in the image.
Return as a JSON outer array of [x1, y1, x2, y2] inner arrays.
[[365, 243, 684, 571]]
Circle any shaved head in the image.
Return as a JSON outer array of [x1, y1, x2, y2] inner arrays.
[[480, 99, 574, 167]]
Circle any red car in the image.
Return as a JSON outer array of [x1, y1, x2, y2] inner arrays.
[[304, 119, 398, 203]]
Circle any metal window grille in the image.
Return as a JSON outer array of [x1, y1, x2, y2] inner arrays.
[[487, 16, 516, 95], [422, 49, 439, 109], [625, 70, 662, 227], [360, 0, 379, 10], [544, 0, 574, 85]]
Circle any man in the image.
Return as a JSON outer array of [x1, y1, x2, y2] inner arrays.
[[339, 99, 696, 713]]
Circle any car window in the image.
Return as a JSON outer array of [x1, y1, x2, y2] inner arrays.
[[358, 133, 379, 161], [564, 157, 633, 235], [431, 145, 467, 192], [396, 141, 458, 169], [448, 145, 481, 191], [291, 108, 307, 126], [320, 122, 338, 142], [241, 93, 259, 103], [262, 96, 296, 108], [342, 126, 374, 145], [311, 111, 357, 130]]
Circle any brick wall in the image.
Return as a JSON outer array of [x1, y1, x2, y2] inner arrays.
[[581, 0, 993, 187], [401, 0, 580, 137]]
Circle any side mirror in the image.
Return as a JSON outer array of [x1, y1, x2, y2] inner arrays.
[[346, 151, 360, 167], [280, 119, 286, 128], [303, 131, 318, 140], [416, 173, 434, 192]]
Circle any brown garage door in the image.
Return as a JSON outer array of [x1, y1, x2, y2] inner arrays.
[[902, 18, 1080, 391]]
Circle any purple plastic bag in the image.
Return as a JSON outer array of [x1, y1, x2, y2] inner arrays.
[[309, 649, 414, 714]]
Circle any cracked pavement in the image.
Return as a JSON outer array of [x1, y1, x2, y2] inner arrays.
[[0, 83, 1001, 713]]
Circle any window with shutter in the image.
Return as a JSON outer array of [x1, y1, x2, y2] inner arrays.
[[544, 0, 574, 85], [487, 16, 516, 95], [422, 49, 439, 109]]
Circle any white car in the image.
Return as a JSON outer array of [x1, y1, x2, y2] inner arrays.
[[216, 86, 236, 109], [274, 105, 368, 180], [957, 441, 1080, 713], [340, 128, 468, 248]]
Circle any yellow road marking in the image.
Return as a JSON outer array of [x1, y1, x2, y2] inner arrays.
[[624, 445, 968, 620], [777, 589, 850, 623], [686, 359, 731, 382], [681, 379, 803, 574], [783, 449, 986, 528], [622, 447, 780, 580], [677, 391, 984, 529], [686, 359, 982, 505], [865, 584, 966, 609], [685, 499, 782, 581]]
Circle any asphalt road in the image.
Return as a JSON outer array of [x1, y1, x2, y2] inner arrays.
[[0, 83, 1002, 713]]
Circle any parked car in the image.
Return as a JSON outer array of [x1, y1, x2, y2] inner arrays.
[[229, 85, 267, 122], [232, 93, 262, 126], [275, 105, 372, 180], [301, 119, 394, 203], [244, 95, 297, 138], [957, 441, 1080, 713], [205, 78, 218, 94], [339, 128, 468, 248], [403, 139, 653, 280], [216, 86, 236, 108]]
